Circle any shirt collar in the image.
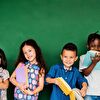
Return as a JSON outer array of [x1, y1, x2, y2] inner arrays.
[[63, 65, 72, 71]]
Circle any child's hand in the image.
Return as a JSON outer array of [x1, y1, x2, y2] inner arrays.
[[80, 87, 87, 97], [23, 89, 33, 95], [18, 83, 27, 93], [54, 78, 61, 87], [91, 53, 100, 64], [24, 89, 38, 96]]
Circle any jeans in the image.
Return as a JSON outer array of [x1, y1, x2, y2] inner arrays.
[[85, 95, 100, 100]]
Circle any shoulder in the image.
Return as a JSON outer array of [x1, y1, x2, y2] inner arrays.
[[51, 64, 62, 69], [72, 67, 78, 71], [16, 62, 25, 68], [3, 69, 9, 75], [2, 69, 10, 79], [79, 54, 86, 62], [72, 67, 80, 74], [80, 54, 86, 59]]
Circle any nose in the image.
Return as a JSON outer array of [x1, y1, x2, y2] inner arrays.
[[66, 58, 70, 62]]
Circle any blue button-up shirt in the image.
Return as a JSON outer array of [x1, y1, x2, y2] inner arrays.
[[46, 64, 87, 100]]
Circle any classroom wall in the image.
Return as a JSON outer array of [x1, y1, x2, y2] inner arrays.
[[0, 0, 100, 99]]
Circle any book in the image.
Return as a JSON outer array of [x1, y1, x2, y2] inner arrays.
[[56, 77, 84, 100], [15, 64, 28, 86], [83, 50, 100, 70]]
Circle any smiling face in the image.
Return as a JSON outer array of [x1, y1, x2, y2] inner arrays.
[[22, 45, 37, 64], [89, 39, 100, 51], [60, 49, 78, 69]]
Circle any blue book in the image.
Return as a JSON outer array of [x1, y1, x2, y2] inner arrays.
[[83, 50, 100, 70]]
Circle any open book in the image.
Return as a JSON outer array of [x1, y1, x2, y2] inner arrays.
[[56, 77, 84, 100], [15, 64, 28, 86]]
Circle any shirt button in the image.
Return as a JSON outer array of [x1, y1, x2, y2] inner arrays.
[[65, 77, 67, 79]]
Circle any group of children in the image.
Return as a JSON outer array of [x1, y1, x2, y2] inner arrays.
[[0, 32, 100, 100]]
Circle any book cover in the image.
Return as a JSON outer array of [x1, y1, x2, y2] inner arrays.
[[15, 65, 28, 86], [56, 77, 84, 100], [83, 50, 100, 70]]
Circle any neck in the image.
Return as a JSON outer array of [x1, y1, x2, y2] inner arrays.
[[30, 58, 38, 65]]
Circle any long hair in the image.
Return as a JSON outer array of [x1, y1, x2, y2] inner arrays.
[[15, 39, 46, 74], [0, 48, 7, 69]]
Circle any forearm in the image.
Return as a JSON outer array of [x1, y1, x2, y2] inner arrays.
[[46, 77, 56, 84], [32, 86, 43, 94], [0, 80, 9, 89], [10, 77, 19, 87], [82, 63, 96, 76]]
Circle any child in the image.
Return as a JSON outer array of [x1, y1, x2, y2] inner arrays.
[[0, 48, 9, 100], [79, 32, 100, 100], [10, 39, 46, 100], [46, 43, 87, 100]]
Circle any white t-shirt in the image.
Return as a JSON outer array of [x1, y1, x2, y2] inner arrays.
[[79, 54, 100, 96], [0, 67, 9, 100]]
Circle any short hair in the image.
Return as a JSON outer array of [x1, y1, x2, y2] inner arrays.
[[61, 43, 77, 56], [87, 31, 100, 46]]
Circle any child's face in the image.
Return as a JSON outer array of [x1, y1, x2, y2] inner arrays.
[[89, 39, 100, 51], [60, 49, 78, 68], [22, 45, 37, 64]]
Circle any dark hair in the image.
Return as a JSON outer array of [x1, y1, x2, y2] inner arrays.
[[61, 43, 77, 56], [0, 48, 7, 69], [15, 39, 46, 74], [87, 31, 100, 46]]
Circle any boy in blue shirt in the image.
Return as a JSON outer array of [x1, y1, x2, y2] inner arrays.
[[46, 43, 87, 100]]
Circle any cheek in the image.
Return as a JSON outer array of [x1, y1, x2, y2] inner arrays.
[[33, 52, 36, 57], [24, 54, 28, 59], [71, 59, 76, 63]]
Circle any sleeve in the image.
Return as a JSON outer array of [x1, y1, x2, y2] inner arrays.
[[3, 69, 10, 81], [45, 64, 59, 85], [79, 55, 88, 72], [77, 71, 88, 88], [46, 65, 58, 78]]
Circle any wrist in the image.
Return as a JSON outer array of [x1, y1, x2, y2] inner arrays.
[[82, 86, 87, 91], [1, 79, 3, 83], [54, 78, 57, 84], [17, 83, 20, 88]]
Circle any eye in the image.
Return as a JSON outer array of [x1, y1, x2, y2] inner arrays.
[[70, 56, 73, 59], [28, 49, 31, 52], [64, 56, 67, 58]]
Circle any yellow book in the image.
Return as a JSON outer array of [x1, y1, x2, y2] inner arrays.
[[56, 77, 84, 100]]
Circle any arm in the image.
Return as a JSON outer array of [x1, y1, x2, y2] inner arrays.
[[82, 55, 100, 76], [46, 77, 55, 84], [25, 73, 45, 95], [46, 64, 60, 86], [10, 63, 26, 92], [46, 77, 60, 86], [33, 74, 44, 94], [10, 70, 20, 87], [0, 78, 9, 89], [80, 82, 87, 97]]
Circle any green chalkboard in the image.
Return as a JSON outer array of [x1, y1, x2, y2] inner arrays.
[[0, 0, 100, 99]]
